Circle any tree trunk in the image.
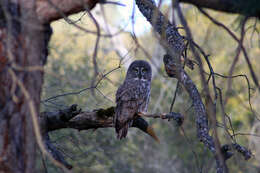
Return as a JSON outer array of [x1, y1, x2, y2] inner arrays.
[[0, 1, 50, 172]]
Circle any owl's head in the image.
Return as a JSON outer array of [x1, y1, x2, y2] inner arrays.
[[126, 60, 152, 81]]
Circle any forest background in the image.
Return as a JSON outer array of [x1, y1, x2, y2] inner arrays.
[[38, 1, 260, 173]]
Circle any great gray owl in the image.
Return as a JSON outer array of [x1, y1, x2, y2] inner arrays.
[[115, 60, 152, 139]]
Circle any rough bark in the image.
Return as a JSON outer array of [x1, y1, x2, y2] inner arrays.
[[0, 1, 50, 172]]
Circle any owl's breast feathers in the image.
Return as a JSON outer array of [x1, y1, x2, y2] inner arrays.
[[116, 80, 150, 102], [114, 79, 151, 139]]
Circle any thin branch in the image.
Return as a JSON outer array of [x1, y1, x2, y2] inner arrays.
[[216, 87, 236, 143], [198, 8, 260, 93], [86, 9, 101, 96], [169, 81, 180, 112], [139, 112, 184, 125], [214, 73, 260, 121], [188, 39, 218, 103], [42, 65, 121, 102], [226, 18, 246, 102]]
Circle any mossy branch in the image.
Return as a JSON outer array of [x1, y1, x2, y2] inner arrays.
[[40, 104, 184, 169]]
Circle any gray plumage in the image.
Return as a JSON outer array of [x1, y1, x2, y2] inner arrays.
[[115, 60, 152, 139]]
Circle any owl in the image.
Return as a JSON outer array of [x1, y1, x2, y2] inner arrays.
[[115, 60, 152, 139]]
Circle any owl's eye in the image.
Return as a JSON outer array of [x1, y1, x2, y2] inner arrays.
[[142, 68, 147, 73], [133, 68, 139, 73]]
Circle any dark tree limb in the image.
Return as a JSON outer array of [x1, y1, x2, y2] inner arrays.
[[179, 0, 260, 18], [33, 0, 260, 24], [35, 0, 101, 23], [40, 104, 252, 170], [221, 143, 252, 161], [40, 105, 183, 132], [40, 105, 184, 168]]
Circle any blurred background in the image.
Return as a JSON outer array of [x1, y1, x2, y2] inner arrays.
[[40, 1, 260, 172]]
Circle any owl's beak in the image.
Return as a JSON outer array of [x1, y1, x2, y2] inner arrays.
[[138, 72, 142, 79]]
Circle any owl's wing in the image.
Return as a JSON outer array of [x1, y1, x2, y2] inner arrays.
[[115, 82, 140, 139]]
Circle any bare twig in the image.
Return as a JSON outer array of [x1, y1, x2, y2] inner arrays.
[[214, 73, 260, 121], [42, 65, 121, 102], [169, 81, 180, 112], [86, 9, 101, 96], [216, 87, 236, 143], [139, 112, 184, 125], [198, 8, 260, 92], [226, 18, 246, 102]]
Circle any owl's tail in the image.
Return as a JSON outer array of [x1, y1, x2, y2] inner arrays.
[[146, 126, 160, 143], [115, 117, 160, 142], [115, 120, 129, 140]]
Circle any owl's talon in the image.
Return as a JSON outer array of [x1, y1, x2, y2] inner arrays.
[[138, 112, 146, 117], [167, 112, 184, 126]]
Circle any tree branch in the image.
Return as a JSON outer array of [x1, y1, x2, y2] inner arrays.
[[40, 105, 184, 168], [40, 105, 183, 132], [33, 0, 260, 25], [36, 0, 101, 23], [179, 0, 260, 18]]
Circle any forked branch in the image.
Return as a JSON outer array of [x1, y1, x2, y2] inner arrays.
[[40, 104, 184, 169]]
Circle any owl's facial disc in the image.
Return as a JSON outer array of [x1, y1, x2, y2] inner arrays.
[[129, 62, 151, 81], [133, 67, 142, 79]]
